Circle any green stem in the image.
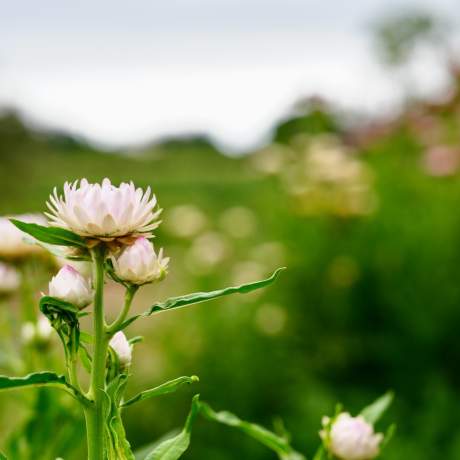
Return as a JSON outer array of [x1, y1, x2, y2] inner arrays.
[[107, 285, 138, 334], [85, 246, 108, 460]]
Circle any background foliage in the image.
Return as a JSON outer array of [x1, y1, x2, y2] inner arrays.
[[1, 23, 460, 458]]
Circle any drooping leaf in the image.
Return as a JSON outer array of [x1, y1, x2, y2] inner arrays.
[[360, 391, 394, 425], [10, 219, 86, 248], [119, 268, 286, 330], [144, 395, 200, 460], [40, 296, 81, 361], [198, 401, 305, 460], [122, 376, 199, 408], [40, 296, 80, 315]]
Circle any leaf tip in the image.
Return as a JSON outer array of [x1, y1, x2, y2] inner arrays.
[[191, 375, 200, 383]]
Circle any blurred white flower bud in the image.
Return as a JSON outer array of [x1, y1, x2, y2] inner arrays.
[[320, 413, 383, 460], [111, 237, 169, 285], [0, 262, 20, 294], [49, 265, 92, 308], [109, 331, 132, 367], [21, 316, 54, 346]]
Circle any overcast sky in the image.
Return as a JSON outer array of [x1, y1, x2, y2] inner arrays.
[[1, 0, 459, 152]]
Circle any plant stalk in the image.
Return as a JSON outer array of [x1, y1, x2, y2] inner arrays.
[[107, 284, 138, 334], [85, 246, 108, 460]]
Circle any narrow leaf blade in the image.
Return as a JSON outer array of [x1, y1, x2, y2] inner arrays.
[[199, 401, 305, 460], [10, 219, 86, 248], [0, 372, 66, 391], [123, 376, 199, 408], [120, 268, 285, 330], [360, 391, 394, 425], [144, 395, 200, 460]]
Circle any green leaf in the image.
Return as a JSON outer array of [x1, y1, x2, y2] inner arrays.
[[360, 391, 394, 425], [40, 296, 80, 315], [40, 296, 81, 363], [0, 372, 88, 407], [198, 401, 305, 460], [144, 395, 200, 460], [0, 452, 7, 459], [381, 423, 397, 450], [122, 376, 199, 408], [133, 431, 180, 460], [10, 219, 86, 248], [104, 375, 135, 460], [0, 372, 67, 391], [119, 268, 286, 330]]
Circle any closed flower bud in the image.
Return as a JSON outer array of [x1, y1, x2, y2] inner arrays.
[[109, 331, 132, 367], [49, 265, 92, 308], [320, 413, 383, 460], [46, 178, 161, 241], [111, 237, 169, 285], [0, 262, 20, 294]]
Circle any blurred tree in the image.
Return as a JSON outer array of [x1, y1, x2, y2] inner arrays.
[[374, 11, 447, 67], [272, 97, 340, 144]]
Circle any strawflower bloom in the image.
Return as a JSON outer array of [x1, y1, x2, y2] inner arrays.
[[109, 331, 132, 367], [111, 237, 169, 285], [320, 413, 383, 460], [0, 262, 20, 294], [49, 265, 93, 308], [45, 178, 161, 243], [0, 214, 47, 258]]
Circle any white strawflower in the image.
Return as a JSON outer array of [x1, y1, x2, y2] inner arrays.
[[109, 331, 132, 367], [0, 214, 47, 258], [49, 265, 93, 308], [321, 413, 383, 460], [45, 178, 161, 241], [111, 237, 169, 285], [0, 262, 20, 294]]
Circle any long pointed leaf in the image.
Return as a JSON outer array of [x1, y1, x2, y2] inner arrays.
[[144, 395, 200, 460], [122, 376, 199, 408], [10, 219, 86, 248], [119, 268, 285, 330], [198, 401, 305, 460], [0, 372, 86, 405], [360, 391, 394, 425], [0, 372, 67, 390]]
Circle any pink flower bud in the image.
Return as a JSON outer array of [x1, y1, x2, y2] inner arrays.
[[49, 265, 92, 308], [321, 413, 383, 460], [111, 237, 169, 285], [109, 331, 132, 367]]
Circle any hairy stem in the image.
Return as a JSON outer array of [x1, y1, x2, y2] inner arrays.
[[85, 246, 108, 460]]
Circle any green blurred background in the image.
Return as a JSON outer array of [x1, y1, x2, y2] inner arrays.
[[1, 7, 460, 460]]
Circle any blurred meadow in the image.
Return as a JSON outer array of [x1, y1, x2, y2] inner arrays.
[[1, 2, 460, 460]]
